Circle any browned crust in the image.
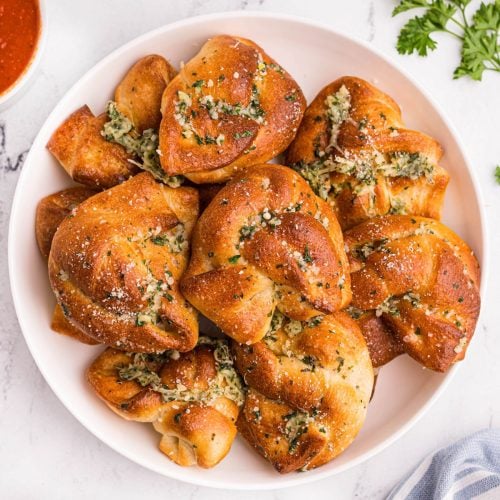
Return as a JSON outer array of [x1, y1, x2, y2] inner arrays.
[[237, 390, 326, 473], [35, 186, 98, 258], [47, 105, 138, 189], [115, 54, 177, 132], [181, 164, 351, 344], [48, 172, 199, 352], [196, 183, 224, 213], [51, 304, 99, 345], [286, 76, 450, 229], [159, 35, 306, 183], [352, 310, 404, 368], [86, 345, 239, 468], [344, 215, 481, 372], [232, 312, 374, 473]]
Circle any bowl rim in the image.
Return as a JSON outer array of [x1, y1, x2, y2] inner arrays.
[[7, 10, 489, 490], [0, 0, 48, 108]]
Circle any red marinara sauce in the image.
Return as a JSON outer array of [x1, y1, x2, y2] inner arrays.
[[0, 0, 41, 95]]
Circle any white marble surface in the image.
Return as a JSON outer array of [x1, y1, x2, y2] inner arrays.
[[1, 0, 499, 498]]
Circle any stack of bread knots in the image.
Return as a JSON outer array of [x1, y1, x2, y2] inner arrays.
[[36, 34, 480, 473], [287, 76, 480, 373], [181, 163, 373, 472]]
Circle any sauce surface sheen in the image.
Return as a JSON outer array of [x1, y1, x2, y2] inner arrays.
[[0, 0, 41, 95]]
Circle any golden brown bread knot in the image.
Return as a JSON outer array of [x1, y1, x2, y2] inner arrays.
[[87, 337, 244, 468], [36, 187, 101, 345], [181, 164, 351, 344], [348, 310, 404, 368], [287, 76, 449, 229], [35, 186, 98, 259], [51, 304, 99, 345], [233, 311, 373, 473], [159, 35, 306, 183], [47, 105, 138, 189], [344, 215, 481, 372], [114, 54, 177, 133], [48, 172, 199, 352]]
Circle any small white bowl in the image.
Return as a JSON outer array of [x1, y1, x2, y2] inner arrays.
[[0, 0, 47, 111]]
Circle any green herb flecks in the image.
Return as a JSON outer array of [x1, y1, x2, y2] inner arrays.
[[119, 337, 245, 407], [495, 165, 500, 184], [102, 101, 183, 187], [150, 224, 187, 253], [283, 410, 313, 453]]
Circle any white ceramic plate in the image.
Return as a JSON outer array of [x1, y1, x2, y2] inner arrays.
[[9, 11, 487, 490]]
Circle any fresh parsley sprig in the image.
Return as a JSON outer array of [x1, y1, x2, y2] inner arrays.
[[494, 165, 500, 183], [393, 0, 500, 80]]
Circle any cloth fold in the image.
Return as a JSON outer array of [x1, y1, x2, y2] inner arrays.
[[387, 429, 500, 500]]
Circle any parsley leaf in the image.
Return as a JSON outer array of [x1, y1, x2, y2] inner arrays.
[[393, 0, 430, 16], [396, 14, 441, 55], [454, 29, 498, 79], [495, 165, 500, 184], [473, 1, 500, 30], [393, 0, 500, 80]]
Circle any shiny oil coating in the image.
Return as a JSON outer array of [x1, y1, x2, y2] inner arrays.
[[286, 76, 449, 229], [233, 312, 373, 473], [48, 173, 199, 352], [181, 164, 351, 344], [344, 215, 481, 372], [114, 54, 177, 132], [87, 345, 240, 468], [159, 35, 306, 183], [47, 105, 138, 189]]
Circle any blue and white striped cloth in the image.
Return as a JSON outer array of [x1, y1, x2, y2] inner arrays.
[[388, 429, 500, 499]]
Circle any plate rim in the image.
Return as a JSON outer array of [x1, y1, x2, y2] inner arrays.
[[8, 10, 489, 490]]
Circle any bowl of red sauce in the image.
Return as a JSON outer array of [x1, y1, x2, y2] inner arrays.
[[0, 0, 46, 110]]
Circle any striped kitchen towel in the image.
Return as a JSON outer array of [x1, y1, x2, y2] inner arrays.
[[387, 429, 500, 499]]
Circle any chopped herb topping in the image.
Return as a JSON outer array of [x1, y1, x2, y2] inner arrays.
[[102, 101, 183, 188], [389, 197, 407, 215], [303, 245, 314, 264], [239, 225, 257, 240], [306, 316, 323, 328], [376, 295, 400, 317], [118, 337, 245, 406], [352, 238, 389, 261], [324, 85, 351, 151], [346, 306, 364, 320], [336, 356, 345, 372], [381, 151, 435, 181], [233, 130, 254, 139], [150, 224, 187, 253], [283, 411, 313, 453]]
